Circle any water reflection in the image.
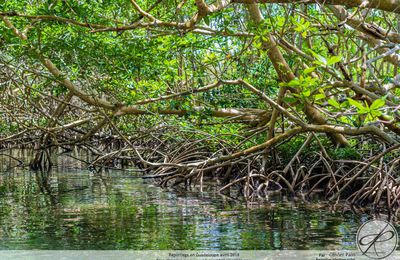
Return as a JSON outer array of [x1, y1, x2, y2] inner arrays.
[[0, 169, 365, 250]]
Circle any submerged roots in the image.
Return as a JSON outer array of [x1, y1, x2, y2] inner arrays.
[[1, 125, 400, 216], [123, 132, 400, 215]]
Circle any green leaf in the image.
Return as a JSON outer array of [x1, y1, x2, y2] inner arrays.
[[302, 89, 311, 97], [304, 67, 316, 75], [339, 116, 353, 125], [358, 107, 369, 114], [314, 93, 326, 100], [310, 50, 327, 65], [328, 99, 340, 108], [369, 98, 385, 110], [327, 55, 342, 65], [287, 79, 301, 87], [283, 96, 297, 103], [347, 98, 365, 110], [204, 16, 210, 26], [370, 110, 382, 117]]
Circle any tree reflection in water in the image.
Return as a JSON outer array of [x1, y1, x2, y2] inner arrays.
[[0, 167, 372, 250]]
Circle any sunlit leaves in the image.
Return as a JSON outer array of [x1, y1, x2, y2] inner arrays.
[[347, 97, 386, 124], [326, 56, 342, 66], [304, 67, 316, 75], [310, 50, 342, 67], [347, 98, 365, 110], [369, 98, 385, 110], [203, 52, 218, 64], [283, 75, 320, 101], [327, 99, 340, 109], [293, 18, 311, 38], [314, 92, 326, 101]]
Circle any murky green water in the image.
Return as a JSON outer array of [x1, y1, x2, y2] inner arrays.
[[0, 169, 368, 250]]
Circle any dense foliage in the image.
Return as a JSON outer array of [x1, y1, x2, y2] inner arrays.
[[1, 0, 400, 213]]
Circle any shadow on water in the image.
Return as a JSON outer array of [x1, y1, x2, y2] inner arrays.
[[0, 165, 377, 250]]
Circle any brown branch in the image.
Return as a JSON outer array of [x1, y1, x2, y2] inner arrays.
[[233, 0, 400, 14]]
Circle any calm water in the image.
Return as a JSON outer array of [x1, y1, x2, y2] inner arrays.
[[0, 169, 369, 250]]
